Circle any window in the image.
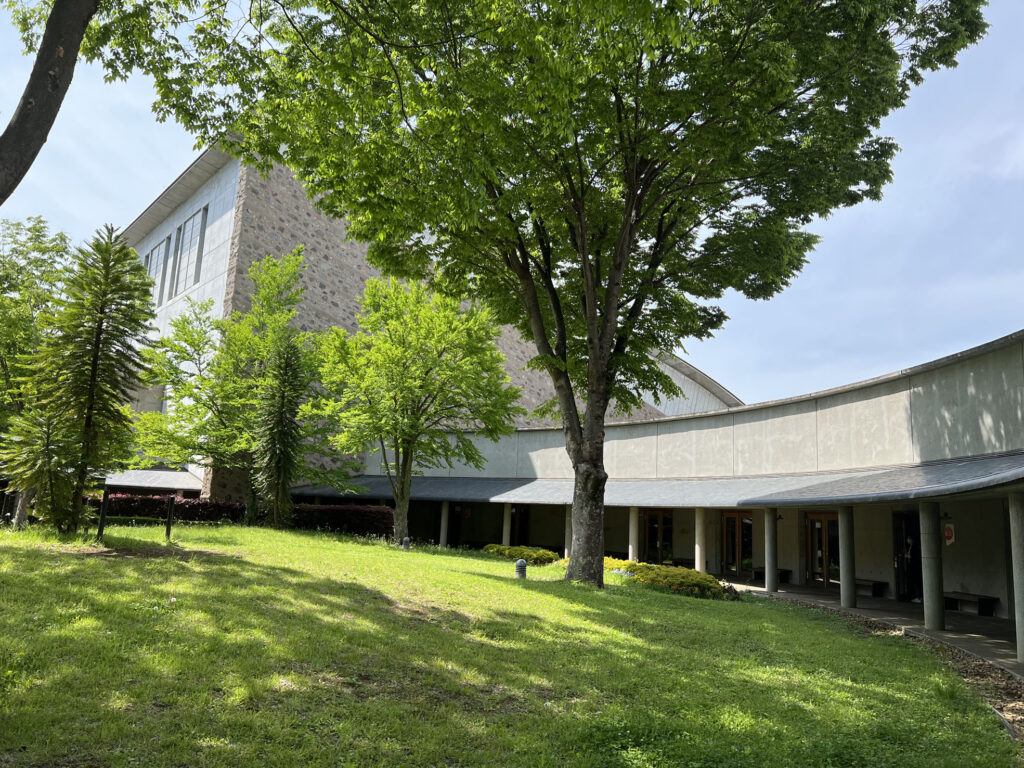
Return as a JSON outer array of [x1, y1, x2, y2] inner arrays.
[[143, 237, 171, 305], [169, 206, 208, 300]]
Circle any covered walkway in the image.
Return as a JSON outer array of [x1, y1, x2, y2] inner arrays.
[[730, 581, 1024, 679]]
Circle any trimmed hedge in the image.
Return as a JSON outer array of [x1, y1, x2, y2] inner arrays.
[[604, 557, 727, 600], [90, 494, 393, 537], [483, 544, 560, 565]]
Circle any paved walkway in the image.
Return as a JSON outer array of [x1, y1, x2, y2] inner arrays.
[[727, 581, 1024, 679]]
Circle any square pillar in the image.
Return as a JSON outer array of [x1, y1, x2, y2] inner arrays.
[[764, 508, 779, 593], [439, 500, 450, 548], [838, 505, 856, 609], [694, 507, 707, 572], [628, 506, 640, 562], [919, 501, 945, 631], [502, 503, 512, 546], [1009, 493, 1024, 663], [564, 505, 572, 559]]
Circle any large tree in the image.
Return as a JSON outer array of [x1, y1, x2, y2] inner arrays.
[[30, 1, 986, 583], [3, 225, 153, 531], [308, 278, 522, 544]]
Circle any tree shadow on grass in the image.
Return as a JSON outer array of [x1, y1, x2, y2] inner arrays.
[[0, 542, 1013, 768]]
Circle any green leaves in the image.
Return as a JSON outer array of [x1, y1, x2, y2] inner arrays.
[[308, 278, 523, 540]]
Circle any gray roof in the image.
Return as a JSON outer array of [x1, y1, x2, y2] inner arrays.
[[304, 451, 1024, 508], [105, 469, 204, 493]]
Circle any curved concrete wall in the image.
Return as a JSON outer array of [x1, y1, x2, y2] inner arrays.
[[363, 331, 1024, 481]]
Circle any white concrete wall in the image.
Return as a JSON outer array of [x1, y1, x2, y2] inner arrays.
[[130, 158, 242, 339], [367, 336, 1024, 481]]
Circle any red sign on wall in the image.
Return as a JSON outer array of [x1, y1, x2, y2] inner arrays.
[[943, 523, 956, 546]]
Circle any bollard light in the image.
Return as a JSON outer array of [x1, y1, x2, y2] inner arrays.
[[402, 537, 411, 551], [515, 558, 527, 579]]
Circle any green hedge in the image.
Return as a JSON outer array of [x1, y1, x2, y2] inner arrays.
[[605, 557, 726, 600], [483, 544, 560, 565]]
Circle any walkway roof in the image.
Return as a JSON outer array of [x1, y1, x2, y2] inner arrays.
[[303, 451, 1024, 508]]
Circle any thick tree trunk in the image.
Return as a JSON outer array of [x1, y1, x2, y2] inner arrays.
[[393, 492, 410, 545], [0, 0, 99, 206], [13, 488, 35, 530], [565, 460, 607, 586]]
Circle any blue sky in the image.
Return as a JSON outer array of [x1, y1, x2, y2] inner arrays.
[[1, 2, 1022, 405]]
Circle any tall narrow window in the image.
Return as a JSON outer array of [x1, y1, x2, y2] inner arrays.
[[144, 237, 171, 305], [173, 206, 208, 298]]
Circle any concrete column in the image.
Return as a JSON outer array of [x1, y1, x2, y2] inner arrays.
[[502, 503, 512, 546], [628, 506, 640, 562], [1009, 493, 1024, 663], [838, 505, 856, 609], [694, 507, 707, 573], [764, 508, 779, 593], [439, 500, 450, 548], [564, 505, 572, 559], [919, 501, 945, 631]]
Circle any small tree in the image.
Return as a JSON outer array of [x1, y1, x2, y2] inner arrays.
[[309, 279, 523, 544], [9, 225, 152, 531], [136, 250, 341, 522]]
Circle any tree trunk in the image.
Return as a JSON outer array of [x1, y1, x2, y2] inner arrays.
[[393, 492, 410, 545], [0, 0, 100, 206], [13, 488, 35, 530], [565, 460, 608, 586]]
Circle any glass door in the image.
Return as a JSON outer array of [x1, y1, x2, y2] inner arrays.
[[722, 511, 753, 579], [644, 510, 673, 564], [806, 512, 839, 589]]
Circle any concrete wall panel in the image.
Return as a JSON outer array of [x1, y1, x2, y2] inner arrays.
[[911, 342, 1024, 462], [516, 431, 573, 478], [816, 380, 914, 470], [734, 400, 818, 475], [655, 413, 734, 478], [605, 423, 659, 479]]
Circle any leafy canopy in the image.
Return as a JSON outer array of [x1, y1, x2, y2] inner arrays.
[[129, 0, 986, 427], [308, 278, 523, 539]]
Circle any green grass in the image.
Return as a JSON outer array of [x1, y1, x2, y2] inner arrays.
[[0, 526, 1015, 767]]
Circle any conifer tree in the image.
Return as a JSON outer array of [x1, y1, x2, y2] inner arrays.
[[33, 225, 153, 530]]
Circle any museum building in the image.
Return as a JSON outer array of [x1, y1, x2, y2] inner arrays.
[[109, 149, 1024, 662]]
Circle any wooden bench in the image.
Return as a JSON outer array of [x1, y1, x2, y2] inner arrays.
[[855, 578, 887, 598], [752, 567, 792, 584], [944, 591, 998, 617]]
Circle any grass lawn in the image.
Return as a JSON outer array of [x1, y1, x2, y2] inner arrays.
[[0, 526, 1016, 767]]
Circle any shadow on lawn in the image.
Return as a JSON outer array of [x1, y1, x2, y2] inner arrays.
[[0, 541, 1011, 768]]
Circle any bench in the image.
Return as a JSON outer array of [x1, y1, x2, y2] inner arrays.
[[944, 591, 998, 617], [855, 578, 887, 598], [752, 567, 792, 584]]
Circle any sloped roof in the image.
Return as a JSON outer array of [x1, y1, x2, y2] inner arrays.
[[304, 451, 1024, 508]]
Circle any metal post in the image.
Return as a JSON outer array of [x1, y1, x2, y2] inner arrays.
[[694, 507, 707, 572], [919, 501, 945, 631], [502, 503, 512, 546], [165, 496, 175, 541], [628, 506, 640, 562], [439, 500, 450, 548], [1009, 493, 1024, 663], [96, 487, 111, 541], [764, 508, 779, 594], [564, 505, 572, 559]]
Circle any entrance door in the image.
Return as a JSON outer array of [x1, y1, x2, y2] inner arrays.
[[722, 511, 753, 579], [892, 512, 923, 602], [806, 512, 840, 589], [644, 510, 673, 564]]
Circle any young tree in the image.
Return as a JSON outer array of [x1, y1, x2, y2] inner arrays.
[[69, 1, 985, 583], [308, 279, 523, 544], [136, 250, 340, 523], [6, 225, 153, 532]]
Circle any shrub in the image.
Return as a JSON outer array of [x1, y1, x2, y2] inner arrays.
[[90, 494, 394, 537], [292, 504, 393, 538], [604, 557, 726, 600], [483, 543, 560, 565]]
